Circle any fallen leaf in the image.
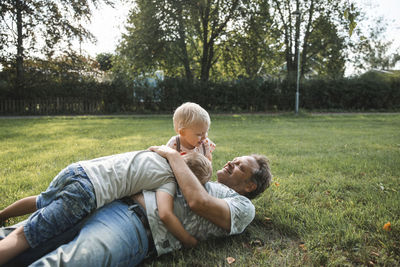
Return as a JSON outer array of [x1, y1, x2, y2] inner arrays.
[[226, 257, 235, 264], [370, 251, 379, 257], [383, 222, 391, 231], [264, 217, 272, 223], [299, 243, 307, 251]]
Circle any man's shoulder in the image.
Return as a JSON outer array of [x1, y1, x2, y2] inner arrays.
[[205, 182, 254, 207], [204, 182, 242, 199], [205, 182, 255, 235]]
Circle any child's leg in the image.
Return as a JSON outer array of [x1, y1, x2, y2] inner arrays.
[[24, 165, 96, 249], [0, 225, 30, 265], [0, 196, 37, 222]]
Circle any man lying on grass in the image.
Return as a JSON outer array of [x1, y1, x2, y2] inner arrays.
[[0, 145, 272, 266]]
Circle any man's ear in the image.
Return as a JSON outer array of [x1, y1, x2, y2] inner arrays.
[[245, 181, 257, 193]]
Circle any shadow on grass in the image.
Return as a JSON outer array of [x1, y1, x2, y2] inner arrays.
[[140, 216, 302, 267]]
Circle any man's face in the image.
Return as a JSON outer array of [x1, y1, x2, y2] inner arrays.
[[217, 156, 258, 195]]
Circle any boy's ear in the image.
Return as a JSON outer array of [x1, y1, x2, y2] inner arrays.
[[178, 128, 186, 136]]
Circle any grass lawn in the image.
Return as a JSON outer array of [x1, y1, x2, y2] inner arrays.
[[0, 113, 399, 266]]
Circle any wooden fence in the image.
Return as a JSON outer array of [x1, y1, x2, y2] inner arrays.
[[0, 98, 103, 115]]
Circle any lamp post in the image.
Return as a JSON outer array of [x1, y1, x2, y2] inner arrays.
[[292, 10, 301, 114]]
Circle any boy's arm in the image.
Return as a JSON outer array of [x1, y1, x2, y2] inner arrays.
[[156, 191, 198, 248], [149, 146, 231, 231]]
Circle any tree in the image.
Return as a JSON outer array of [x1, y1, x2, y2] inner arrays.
[[218, 0, 283, 79], [96, 53, 113, 72], [305, 16, 346, 78], [270, 0, 355, 81], [115, 0, 245, 82], [0, 0, 114, 96], [351, 17, 400, 72]]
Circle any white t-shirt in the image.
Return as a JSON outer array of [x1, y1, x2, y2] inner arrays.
[[79, 150, 176, 208], [144, 181, 255, 256]]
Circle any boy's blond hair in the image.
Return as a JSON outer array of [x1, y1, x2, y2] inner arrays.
[[183, 152, 212, 184], [173, 102, 210, 133]]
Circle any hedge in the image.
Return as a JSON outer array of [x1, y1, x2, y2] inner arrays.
[[1, 73, 399, 114]]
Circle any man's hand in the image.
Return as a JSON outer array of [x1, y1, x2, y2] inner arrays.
[[148, 145, 179, 159]]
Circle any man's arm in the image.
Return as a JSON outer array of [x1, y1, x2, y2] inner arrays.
[[156, 191, 198, 248], [149, 146, 231, 231]]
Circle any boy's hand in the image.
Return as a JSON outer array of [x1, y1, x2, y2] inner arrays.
[[183, 235, 198, 248], [148, 145, 179, 159]]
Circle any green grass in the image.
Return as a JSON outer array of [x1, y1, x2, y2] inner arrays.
[[1, 114, 399, 266]]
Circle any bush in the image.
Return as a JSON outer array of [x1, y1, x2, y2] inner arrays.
[[1, 69, 399, 114], [301, 74, 400, 111]]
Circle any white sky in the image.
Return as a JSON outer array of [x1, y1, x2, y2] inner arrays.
[[81, 1, 400, 61], [355, 0, 400, 45], [80, 1, 134, 56]]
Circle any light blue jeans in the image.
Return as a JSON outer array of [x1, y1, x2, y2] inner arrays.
[[25, 163, 96, 248], [1, 200, 149, 267]]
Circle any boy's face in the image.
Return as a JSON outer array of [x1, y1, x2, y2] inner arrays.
[[179, 122, 208, 149]]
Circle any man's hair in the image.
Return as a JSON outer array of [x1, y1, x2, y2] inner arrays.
[[245, 154, 272, 199], [183, 152, 212, 184], [173, 102, 210, 133]]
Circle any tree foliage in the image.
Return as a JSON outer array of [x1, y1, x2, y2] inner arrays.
[[114, 0, 360, 82], [115, 0, 248, 82], [270, 0, 352, 81], [0, 0, 114, 95], [217, 0, 283, 79], [306, 16, 346, 79], [96, 53, 113, 71], [351, 17, 400, 72]]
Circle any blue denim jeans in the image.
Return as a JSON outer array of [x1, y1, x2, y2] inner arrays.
[[25, 163, 96, 248], [1, 200, 149, 267]]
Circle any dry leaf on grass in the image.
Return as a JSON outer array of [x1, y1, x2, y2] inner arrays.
[[383, 222, 391, 231], [370, 251, 379, 257], [264, 217, 272, 223], [226, 257, 235, 264]]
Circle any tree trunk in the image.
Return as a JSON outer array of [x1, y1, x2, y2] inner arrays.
[[16, 0, 24, 97], [293, 1, 300, 83], [199, 2, 210, 82], [176, 7, 193, 83], [301, 0, 314, 79]]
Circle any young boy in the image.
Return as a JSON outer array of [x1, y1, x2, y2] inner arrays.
[[166, 102, 216, 161], [0, 150, 212, 264], [156, 151, 212, 248]]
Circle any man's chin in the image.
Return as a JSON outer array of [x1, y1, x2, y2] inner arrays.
[[216, 171, 224, 183]]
